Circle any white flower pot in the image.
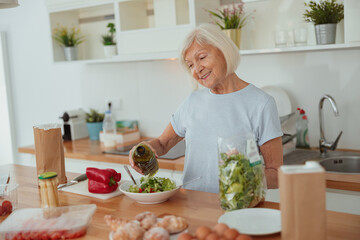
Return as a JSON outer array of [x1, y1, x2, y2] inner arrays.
[[64, 47, 77, 61], [104, 45, 117, 58]]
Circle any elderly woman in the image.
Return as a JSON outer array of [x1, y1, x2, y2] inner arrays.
[[129, 24, 283, 193]]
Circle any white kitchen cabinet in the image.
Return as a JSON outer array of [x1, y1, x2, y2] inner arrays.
[[45, 0, 220, 62]]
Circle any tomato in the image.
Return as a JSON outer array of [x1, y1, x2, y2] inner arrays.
[[0, 205, 4, 216], [2, 200, 13, 214], [49, 231, 61, 240], [65, 228, 86, 239], [138, 188, 143, 193]]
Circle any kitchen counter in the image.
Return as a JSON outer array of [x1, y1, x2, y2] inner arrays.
[[1, 164, 360, 240], [19, 139, 360, 192], [18, 137, 185, 171]]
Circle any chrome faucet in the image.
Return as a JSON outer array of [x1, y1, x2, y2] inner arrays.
[[319, 94, 343, 155]]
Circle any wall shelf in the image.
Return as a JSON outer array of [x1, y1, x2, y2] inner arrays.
[[240, 43, 360, 55], [83, 43, 360, 64]]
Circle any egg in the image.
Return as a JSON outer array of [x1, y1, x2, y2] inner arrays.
[[195, 226, 212, 240], [178, 232, 193, 240], [214, 223, 229, 236], [205, 232, 219, 240], [235, 235, 253, 240], [223, 228, 240, 240]]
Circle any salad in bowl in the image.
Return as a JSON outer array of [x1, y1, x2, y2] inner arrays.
[[119, 176, 180, 204]]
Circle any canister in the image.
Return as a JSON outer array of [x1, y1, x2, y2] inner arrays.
[[279, 161, 326, 240], [38, 172, 60, 208]]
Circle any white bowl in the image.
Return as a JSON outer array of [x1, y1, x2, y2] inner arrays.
[[119, 179, 180, 204]]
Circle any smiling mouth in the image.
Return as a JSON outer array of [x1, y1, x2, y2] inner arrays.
[[201, 72, 211, 80]]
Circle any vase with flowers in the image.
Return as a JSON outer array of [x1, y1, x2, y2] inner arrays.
[[206, 1, 250, 49], [102, 23, 117, 58], [53, 24, 85, 61], [303, 0, 344, 45]]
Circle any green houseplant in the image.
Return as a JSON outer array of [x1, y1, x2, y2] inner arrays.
[[53, 24, 85, 61], [303, 0, 344, 45], [86, 109, 105, 141], [206, 1, 250, 49], [102, 23, 117, 58]]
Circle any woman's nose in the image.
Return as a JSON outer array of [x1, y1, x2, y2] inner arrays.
[[194, 63, 203, 74]]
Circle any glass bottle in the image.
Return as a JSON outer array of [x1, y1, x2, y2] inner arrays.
[[132, 143, 158, 176], [38, 172, 60, 208], [103, 103, 116, 135]]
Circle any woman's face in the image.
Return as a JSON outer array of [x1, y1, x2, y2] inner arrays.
[[184, 41, 227, 90]]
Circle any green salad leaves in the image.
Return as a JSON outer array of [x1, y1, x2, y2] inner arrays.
[[128, 176, 176, 193], [219, 152, 265, 210]]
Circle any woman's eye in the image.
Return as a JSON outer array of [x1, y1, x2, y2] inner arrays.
[[200, 55, 207, 60]]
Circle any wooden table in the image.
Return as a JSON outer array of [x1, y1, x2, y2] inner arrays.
[[1, 164, 360, 240], [18, 138, 185, 171]]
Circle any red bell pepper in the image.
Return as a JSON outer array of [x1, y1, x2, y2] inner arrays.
[[86, 167, 121, 193]]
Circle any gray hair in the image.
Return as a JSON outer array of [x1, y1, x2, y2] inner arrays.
[[179, 23, 240, 77]]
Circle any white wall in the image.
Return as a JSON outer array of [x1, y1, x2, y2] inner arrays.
[[0, 0, 359, 165]]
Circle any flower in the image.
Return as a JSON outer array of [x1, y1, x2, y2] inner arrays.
[[53, 24, 85, 47], [206, 1, 250, 30]]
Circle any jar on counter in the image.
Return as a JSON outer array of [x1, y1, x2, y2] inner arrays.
[[38, 172, 60, 208]]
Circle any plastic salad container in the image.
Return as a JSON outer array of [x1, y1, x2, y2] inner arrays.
[[0, 204, 96, 240]]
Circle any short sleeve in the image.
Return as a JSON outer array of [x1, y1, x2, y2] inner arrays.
[[257, 96, 283, 146], [170, 96, 191, 138]]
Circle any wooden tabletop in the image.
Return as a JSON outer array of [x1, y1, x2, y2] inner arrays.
[[18, 137, 185, 171], [0, 164, 360, 240]]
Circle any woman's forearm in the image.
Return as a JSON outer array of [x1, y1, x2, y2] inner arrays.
[[265, 168, 279, 189], [260, 137, 283, 189], [147, 123, 183, 157]]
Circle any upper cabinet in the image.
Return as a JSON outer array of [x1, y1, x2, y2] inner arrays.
[[45, 0, 360, 63], [45, 0, 220, 63]]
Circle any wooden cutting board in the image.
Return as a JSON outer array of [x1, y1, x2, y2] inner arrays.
[[59, 179, 123, 200]]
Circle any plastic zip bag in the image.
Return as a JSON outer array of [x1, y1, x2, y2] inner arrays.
[[218, 133, 267, 211]]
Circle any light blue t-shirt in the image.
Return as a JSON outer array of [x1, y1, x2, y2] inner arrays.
[[170, 84, 283, 193]]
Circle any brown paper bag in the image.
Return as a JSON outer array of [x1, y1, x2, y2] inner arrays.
[[33, 124, 67, 184]]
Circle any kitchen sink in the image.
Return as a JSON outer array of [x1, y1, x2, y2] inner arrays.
[[284, 149, 360, 174], [319, 156, 360, 174]]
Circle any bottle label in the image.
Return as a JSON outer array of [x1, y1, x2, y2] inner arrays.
[[135, 156, 158, 176]]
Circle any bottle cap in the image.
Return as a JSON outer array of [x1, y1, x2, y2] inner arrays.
[[38, 172, 58, 179], [136, 146, 146, 156]]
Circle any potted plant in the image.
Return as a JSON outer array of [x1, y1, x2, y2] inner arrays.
[[102, 23, 117, 58], [206, 1, 250, 49], [303, 0, 344, 45], [86, 109, 105, 140], [53, 24, 85, 61]]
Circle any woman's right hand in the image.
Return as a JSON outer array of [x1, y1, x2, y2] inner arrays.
[[129, 145, 144, 175]]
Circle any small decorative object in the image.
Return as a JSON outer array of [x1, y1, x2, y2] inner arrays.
[[303, 0, 344, 45], [206, 1, 250, 49], [86, 109, 105, 141], [53, 24, 85, 61], [102, 23, 117, 58]]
